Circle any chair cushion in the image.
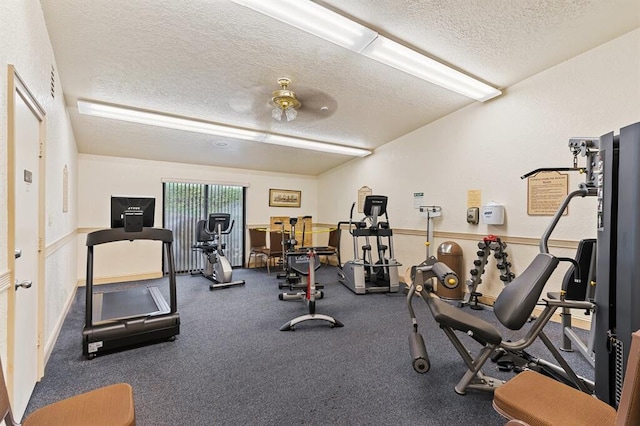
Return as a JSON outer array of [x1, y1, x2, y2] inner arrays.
[[24, 383, 135, 426], [493, 371, 615, 426]]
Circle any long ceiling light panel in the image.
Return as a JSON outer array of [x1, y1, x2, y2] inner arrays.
[[231, 0, 502, 102], [77, 100, 372, 157]]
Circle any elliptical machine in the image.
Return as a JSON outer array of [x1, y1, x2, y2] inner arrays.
[[338, 195, 401, 294], [192, 213, 245, 290]]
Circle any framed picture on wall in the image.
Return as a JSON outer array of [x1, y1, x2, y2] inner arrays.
[[269, 189, 301, 208]]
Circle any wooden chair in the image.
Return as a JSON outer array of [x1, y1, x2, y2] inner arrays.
[[262, 230, 288, 274], [493, 329, 640, 426], [324, 227, 341, 266], [248, 228, 268, 268], [0, 356, 135, 426]]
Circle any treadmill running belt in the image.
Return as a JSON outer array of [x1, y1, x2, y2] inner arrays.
[[93, 286, 169, 322]]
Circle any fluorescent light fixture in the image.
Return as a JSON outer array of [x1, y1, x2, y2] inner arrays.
[[231, 0, 501, 102], [77, 100, 261, 141], [262, 134, 371, 157], [77, 99, 372, 157], [231, 0, 377, 53], [361, 36, 502, 102]]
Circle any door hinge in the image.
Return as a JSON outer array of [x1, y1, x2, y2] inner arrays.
[[39, 141, 44, 158], [38, 237, 44, 252]]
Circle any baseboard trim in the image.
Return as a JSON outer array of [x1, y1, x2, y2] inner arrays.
[[44, 284, 77, 365], [77, 271, 163, 286]]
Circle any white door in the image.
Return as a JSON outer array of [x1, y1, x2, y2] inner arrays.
[[9, 68, 44, 421]]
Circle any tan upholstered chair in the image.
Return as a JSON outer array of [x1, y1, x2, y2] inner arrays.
[[493, 329, 640, 426], [0, 356, 135, 426], [248, 228, 268, 268]]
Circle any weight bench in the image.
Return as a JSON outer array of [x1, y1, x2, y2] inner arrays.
[[408, 252, 594, 394]]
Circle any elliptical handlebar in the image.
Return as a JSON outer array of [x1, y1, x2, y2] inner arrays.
[[348, 202, 356, 236]]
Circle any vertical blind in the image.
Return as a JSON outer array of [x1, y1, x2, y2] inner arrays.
[[163, 182, 245, 273]]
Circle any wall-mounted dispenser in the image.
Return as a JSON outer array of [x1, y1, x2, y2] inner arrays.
[[481, 203, 505, 225], [466, 207, 479, 224]]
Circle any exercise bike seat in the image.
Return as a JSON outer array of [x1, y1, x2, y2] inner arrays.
[[427, 296, 502, 346]]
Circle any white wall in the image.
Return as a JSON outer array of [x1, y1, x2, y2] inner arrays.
[[77, 154, 318, 281], [0, 1, 79, 363], [318, 29, 640, 301]]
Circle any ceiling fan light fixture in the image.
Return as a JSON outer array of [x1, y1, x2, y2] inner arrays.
[[284, 106, 297, 122], [271, 106, 283, 121]]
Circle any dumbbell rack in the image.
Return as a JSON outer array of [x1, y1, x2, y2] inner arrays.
[[460, 235, 514, 310]]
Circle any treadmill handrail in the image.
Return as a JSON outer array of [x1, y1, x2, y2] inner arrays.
[[87, 227, 173, 246]]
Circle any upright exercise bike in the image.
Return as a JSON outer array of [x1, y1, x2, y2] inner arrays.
[[192, 213, 245, 290], [279, 248, 344, 331]]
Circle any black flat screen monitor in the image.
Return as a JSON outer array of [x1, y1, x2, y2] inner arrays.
[[363, 195, 388, 217], [110, 196, 155, 229]]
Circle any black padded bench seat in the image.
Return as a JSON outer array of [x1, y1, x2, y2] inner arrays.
[[427, 296, 502, 346]]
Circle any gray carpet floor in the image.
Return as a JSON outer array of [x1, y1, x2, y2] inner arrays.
[[25, 265, 593, 425]]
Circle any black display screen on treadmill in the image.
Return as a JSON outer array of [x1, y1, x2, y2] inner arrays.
[[110, 196, 155, 228]]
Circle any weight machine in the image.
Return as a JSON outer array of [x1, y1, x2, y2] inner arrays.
[[525, 122, 640, 407], [405, 136, 606, 395], [593, 122, 640, 407]]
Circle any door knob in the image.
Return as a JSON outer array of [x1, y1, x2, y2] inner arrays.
[[15, 280, 32, 290]]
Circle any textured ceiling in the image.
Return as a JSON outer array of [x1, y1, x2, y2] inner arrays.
[[39, 0, 639, 175]]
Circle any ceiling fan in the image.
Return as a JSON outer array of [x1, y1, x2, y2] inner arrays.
[[271, 78, 300, 122], [264, 77, 337, 123]]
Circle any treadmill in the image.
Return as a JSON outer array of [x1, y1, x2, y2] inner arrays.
[[83, 225, 180, 359]]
